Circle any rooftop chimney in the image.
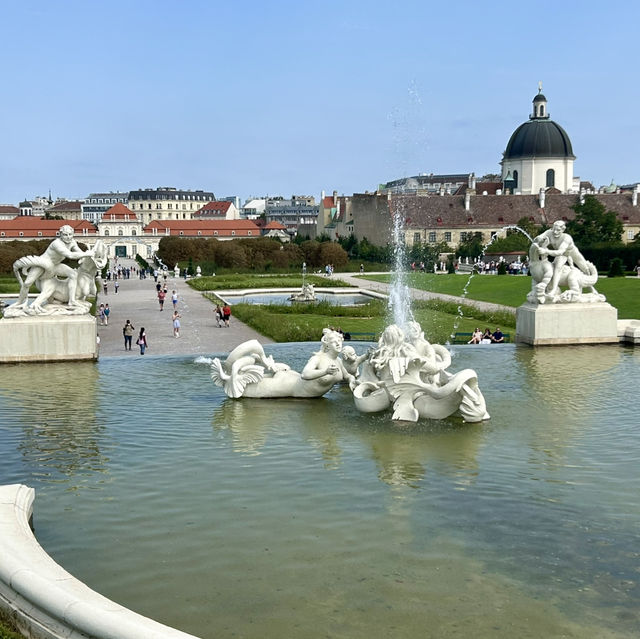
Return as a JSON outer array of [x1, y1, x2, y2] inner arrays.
[[464, 192, 471, 211], [632, 186, 638, 207], [539, 188, 546, 208]]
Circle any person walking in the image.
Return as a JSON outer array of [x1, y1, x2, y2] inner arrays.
[[158, 288, 166, 311], [103, 303, 110, 325], [98, 303, 106, 325], [222, 303, 231, 327], [114, 280, 119, 294], [136, 327, 148, 355], [171, 289, 178, 310], [172, 310, 181, 338], [122, 319, 135, 350], [214, 304, 222, 327]]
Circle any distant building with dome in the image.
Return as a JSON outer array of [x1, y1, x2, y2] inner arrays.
[[501, 87, 576, 195]]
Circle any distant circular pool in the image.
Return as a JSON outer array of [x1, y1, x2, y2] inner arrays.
[[1, 344, 639, 638], [222, 291, 378, 305]]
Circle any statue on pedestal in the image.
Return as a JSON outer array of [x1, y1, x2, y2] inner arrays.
[[5, 227, 107, 317], [527, 221, 604, 304]]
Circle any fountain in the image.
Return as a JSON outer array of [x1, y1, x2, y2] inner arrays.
[[3, 216, 640, 639], [288, 262, 317, 302], [211, 210, 490, 423]]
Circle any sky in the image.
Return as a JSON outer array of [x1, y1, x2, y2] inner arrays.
[[1, 0, 639, 206]]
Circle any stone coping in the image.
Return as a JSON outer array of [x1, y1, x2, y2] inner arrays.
[[210, 286, 388, 301], [0, 484, 199, 639]]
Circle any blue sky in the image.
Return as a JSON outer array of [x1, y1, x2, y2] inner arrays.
[[1, 0, 638, 205]]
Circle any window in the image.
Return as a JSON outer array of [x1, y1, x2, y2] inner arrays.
[[628, 230, 635, 240], [513, 170, 518, 188], [179, 231, 184, 236], [118, 229, 123, 236], [546, 169, 555, 188], [104, 230, 110, 236], [197, 230, 202, 236], [168, 204, 173, 209], [214, 231, 218, 236], [231, 231, 236, 236], [444, 232, 451, 242], [0, 232, 4, 236], [540, 105, 545, 116], [413, 232, 421, 244], [460, 232, 467, 241], [429, 232, 436, 242], [38, 231, 42, 237], [132, 229, 137, 236], [248, 231, 252, 236]]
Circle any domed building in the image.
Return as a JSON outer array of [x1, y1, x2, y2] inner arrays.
[[501, 87, 576, 194]]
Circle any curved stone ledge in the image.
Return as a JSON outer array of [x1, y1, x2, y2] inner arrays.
[[0, 484, 200, 639]]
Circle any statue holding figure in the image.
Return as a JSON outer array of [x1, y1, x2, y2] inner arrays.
[[527, 220, 604, 304], [6, 226, 106, 317], [211, 329, 355, 399]]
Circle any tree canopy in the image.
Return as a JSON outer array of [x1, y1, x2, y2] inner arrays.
[[567, 195, 623, 245]]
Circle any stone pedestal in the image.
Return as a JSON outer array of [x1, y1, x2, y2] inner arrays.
[[0, 315, 98, 363], [516, 302, 618, 346]]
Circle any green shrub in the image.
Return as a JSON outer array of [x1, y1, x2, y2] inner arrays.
[[607, 257, 625, 277]]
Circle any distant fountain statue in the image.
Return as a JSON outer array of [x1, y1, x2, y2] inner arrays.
[[289, 262, 317, 302]]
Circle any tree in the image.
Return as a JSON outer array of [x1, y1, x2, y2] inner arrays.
[[567, 195, 623, 246], [319, 242, 349, 268], [456, 232, 485, 259]]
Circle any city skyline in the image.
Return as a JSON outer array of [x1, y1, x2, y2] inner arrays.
[[2, 0, 639, 205]]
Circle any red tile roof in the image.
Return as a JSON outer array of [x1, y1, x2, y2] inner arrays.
[[0, 205, 19, 215], [194, 201, 232, 216], [0, 218, 97, 238], [264, 221, 287, 230], [101, 202, 138, 220], [144, 219, 261, 237]]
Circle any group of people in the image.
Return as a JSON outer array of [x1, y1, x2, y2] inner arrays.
[[468, 327, 505, 344], [214, 304, 232, 327], [97, 303, 110, 325], [122, 320, 148, 354]]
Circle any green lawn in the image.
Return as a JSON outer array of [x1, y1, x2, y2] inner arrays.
[[357, 273, 640, 319]]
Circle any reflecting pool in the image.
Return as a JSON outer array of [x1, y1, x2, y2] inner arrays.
[[1, 344, 639, 638]]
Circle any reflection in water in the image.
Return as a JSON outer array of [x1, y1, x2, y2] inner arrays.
[[0, 361, 108, 486]]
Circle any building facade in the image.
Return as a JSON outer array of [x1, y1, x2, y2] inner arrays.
[[127, 187, 215, 224], [265, 195, 318, 236], [82, 192, 129, 224]]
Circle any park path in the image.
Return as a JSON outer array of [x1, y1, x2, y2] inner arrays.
[[335, 272, 516, 315], [96, 259, 271, 358]]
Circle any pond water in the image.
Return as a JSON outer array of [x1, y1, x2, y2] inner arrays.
[[221, 291, 378, 306], [1, 344, 639, 638]]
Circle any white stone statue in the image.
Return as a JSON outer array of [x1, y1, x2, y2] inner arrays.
[[352, 322, 490, 423], [6, 228, 107, 317], [211, 329, 355, 398], [527, 221, 604, 304], [289, 283, 316, 302], [196, 265, 202, 277], [210, 322, 489, 424], [174, 264, 180, 278]]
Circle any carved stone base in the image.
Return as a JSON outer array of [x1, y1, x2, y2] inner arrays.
[[515, 302, 619, 346], [0, 315, 98, 363]]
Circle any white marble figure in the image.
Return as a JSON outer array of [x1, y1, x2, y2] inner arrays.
[[340, 345, 369, 378], [527, 221, 604, 304], [352, 322, 490, 423], [196, 265, 202, 277], [174, 264, 180, 278], [211, 329, 355, 398], [6, 228, 107, 317], [289, 283, 316, 302]]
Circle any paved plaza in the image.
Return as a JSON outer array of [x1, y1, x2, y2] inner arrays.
[[96, 260, 271, 357]]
